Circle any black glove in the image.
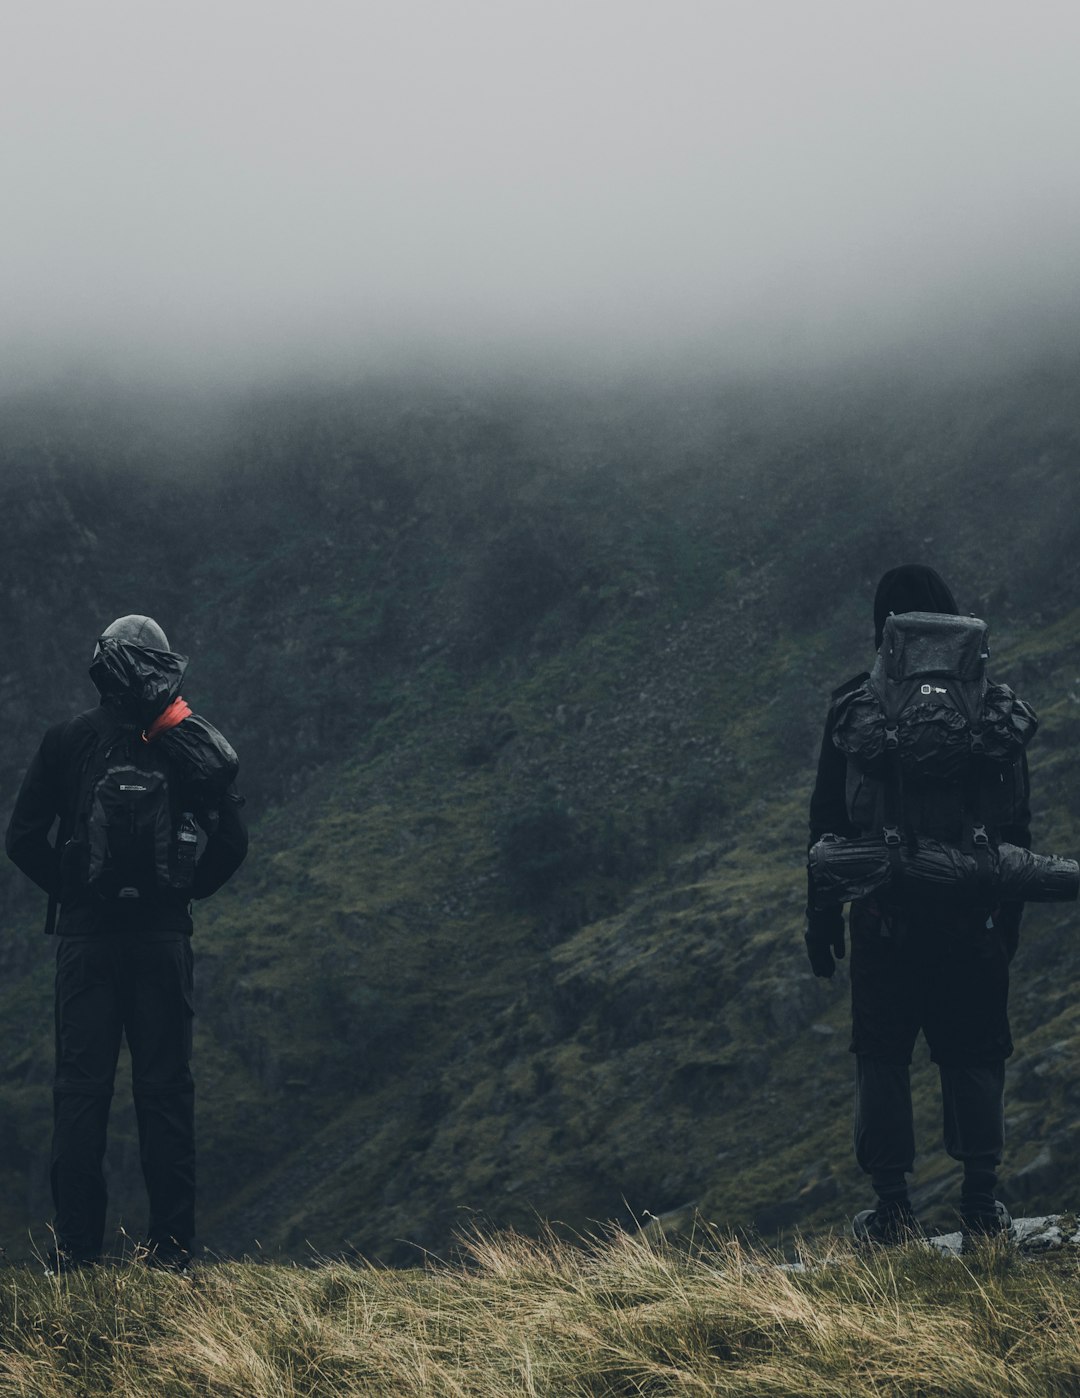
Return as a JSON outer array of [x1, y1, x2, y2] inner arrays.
[[805, 909, 846, 979]]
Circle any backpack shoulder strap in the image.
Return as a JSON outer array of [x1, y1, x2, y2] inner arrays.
[[830, 671, 870, 703], [65, 707, 126, 818]]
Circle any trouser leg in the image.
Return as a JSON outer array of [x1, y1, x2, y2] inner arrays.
[[51, 1091, 113, 1260], [849, 901, 920, 1205], [854, 1054, 915, 1203], [940, 1061, 1005, 1209], [52, 937, 123, 1260], [125, 938, 196, 1248], [133, 1089, 195, 1248]]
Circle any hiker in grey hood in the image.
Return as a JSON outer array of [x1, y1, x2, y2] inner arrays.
[[6, 615, 247, 1273], [806, 565, 1032, 1247], [87, 614, 188, 729]]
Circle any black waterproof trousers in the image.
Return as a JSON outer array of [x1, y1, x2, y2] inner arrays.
[[52, 933, 195, 1261], [848, 899, 1010, 1208]]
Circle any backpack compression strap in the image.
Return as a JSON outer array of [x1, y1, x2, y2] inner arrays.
[[964, 726, 995, 904]]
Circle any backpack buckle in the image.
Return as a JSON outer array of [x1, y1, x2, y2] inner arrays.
[[883, 725, 900, 750], [882, 826, 902, 848], [972, 825, 989, 848]]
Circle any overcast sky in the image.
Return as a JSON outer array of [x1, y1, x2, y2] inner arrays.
[[2, 0, 1079, 382]]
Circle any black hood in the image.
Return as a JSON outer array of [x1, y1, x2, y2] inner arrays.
[[89, 615, 188, 727], [873, 565, 959, 650]]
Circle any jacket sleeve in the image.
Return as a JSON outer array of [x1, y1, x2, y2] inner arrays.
[[806, 678, 868, 926], [808, 697, 861, 848], [5, 725, 67, 896], [191, 787, 248, 899]]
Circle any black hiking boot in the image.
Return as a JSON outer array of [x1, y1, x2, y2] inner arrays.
[[43, 1247, 100, 1278], [852, 1200, 924, 1247], [960, 1199, 1012, 1251], [141, 1240, 194, 1274]]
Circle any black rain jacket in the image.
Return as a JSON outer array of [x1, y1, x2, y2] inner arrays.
[[807, 565, 1031, 957], [6, 706, 248, 937]]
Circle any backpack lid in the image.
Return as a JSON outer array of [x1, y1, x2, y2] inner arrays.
[[875, 611, 988, 684]]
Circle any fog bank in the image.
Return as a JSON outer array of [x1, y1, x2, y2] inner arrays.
[[2, 1, 1079, 384]]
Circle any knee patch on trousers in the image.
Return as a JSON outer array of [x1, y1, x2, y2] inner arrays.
[[53, 1079, 115, 1098]]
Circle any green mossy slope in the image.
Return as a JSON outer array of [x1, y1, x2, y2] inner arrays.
[[0, 358, 1077, 1262]]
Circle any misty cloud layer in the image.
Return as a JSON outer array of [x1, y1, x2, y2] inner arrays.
[[3, 1, 1079, 382]]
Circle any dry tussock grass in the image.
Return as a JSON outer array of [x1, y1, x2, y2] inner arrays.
[[0, 1226, 1076, 1396]]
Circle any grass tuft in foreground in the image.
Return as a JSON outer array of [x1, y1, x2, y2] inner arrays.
[[0, 1225, 1077, 1396]]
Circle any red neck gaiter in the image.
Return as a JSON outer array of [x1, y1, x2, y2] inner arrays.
[[142, 697, 192, 743]]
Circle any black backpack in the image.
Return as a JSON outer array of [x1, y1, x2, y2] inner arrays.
[[831, 611, 1037, 892], [59, 709, 199, 909]]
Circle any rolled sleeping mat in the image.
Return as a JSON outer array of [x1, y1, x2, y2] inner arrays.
[[808, 835, 1080, 910]]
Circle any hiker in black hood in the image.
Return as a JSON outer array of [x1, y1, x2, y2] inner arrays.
[[806, 565, 1030, 1247], [6, 615, 248, 1272]]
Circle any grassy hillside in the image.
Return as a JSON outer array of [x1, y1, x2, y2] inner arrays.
[[1, 1230, 1079, 1396], [0, 350, 1078, 1263]]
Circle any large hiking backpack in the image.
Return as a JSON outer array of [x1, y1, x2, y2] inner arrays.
[[60, 710, 201, 906], [830, 611, 1037, 894]]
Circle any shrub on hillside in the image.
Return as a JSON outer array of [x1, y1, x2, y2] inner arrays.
[[464, 525, 578, 660], [497, 794, 585, 904], [669, 761, 728, 840]]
